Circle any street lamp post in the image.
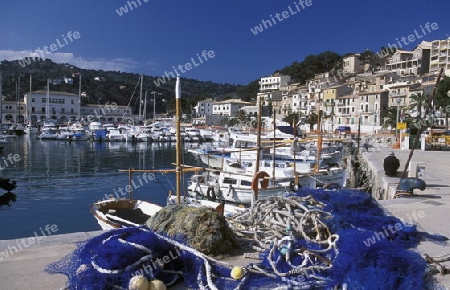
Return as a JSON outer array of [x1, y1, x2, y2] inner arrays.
[[151, 91, 162, 121], [396, 98, 402, 142], [372, 110, 378, 134]]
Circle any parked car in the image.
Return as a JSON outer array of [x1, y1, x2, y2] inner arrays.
[[335, 126, 351, 134]]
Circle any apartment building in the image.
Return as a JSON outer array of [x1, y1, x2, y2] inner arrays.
[[384, 41, 431, 76], [430, 38, 450, 74]]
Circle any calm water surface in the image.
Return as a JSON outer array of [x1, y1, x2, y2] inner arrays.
[[0, 135, 203, 240]]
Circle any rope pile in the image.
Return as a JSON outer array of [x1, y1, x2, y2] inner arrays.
[[227, 195, 338, 287], [228, 195, 333, 250]]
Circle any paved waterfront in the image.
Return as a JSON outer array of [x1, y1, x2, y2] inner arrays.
[[1, 145, 450, 289], [362, 144, 450, 288]]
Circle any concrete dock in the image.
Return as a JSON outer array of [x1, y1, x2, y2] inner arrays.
[[360, 145, 450, 288], [1, 145, 450, 289]]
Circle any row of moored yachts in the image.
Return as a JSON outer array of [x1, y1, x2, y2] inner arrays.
[[33, 121, 216, 142]]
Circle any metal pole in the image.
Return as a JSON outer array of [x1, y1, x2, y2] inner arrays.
[[396, 103, 399, 141], [17, 77, 20, 125], [139, 74, 143, 122], [0, 71, 3, 124], [46, 79, 50, 120], [29, 74, 32, 124], [175, 78, 181, 204], [143, 90, 147, 120], [153, 91, 156, 121], [78, 74, 81, 121]]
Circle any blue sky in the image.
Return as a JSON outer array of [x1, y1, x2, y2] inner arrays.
[[0, 0, 449, 85]]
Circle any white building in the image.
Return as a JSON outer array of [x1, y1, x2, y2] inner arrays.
[[193, 98, 215, 117], [80, 104, 134, 124], [0, 101, 26, 124], [23, 90, 137, 124], [259, 73, 291, 92], [258, 73, 291, 105], [212, 99, 252, 116], [23, 90, 80, 124]]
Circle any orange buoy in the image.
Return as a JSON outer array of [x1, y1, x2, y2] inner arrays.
[[251, 171, 270, 191]]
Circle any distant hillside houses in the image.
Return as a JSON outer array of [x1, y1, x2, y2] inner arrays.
[[193, 38, 450, 132]]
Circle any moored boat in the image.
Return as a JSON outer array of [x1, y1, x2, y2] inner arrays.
[[90, 198, 162, 230]]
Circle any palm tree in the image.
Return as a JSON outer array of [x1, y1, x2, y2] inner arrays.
[[435, 76, 450, 128], [304, 112, 318, 131], [282, 112, 301, 127], [382, 107, 399, 131], [406, 93, 429, 125], [236, 109, 247, 123]]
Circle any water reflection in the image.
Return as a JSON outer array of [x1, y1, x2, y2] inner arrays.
[[0, 136, 204, 239]]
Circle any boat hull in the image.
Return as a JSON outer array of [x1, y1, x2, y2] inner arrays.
[[188, 182, 289, 205], [90, 199, 162, 230]]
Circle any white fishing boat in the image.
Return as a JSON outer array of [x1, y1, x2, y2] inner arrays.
[[187, 170, 291, 205], [38, 122, 59, 140], [136, 125, 153, 142], [106, 128, 126, 142], [90, 198, 163, 230]]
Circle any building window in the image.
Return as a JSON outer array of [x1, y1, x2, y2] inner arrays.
[[42, 107, 45, 113], [32, 97, 35, 102], [31, 107, 35, 113]]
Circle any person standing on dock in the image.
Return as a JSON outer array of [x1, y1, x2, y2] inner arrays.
[[384, 151, 400, 177]]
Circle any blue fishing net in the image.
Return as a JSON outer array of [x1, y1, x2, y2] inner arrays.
[[46, 188, 447, 289]]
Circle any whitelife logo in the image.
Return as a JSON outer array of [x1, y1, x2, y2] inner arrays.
[[18, 31, 81, 68], [153, 50, 215, 87], [250, 0, 313, 35]]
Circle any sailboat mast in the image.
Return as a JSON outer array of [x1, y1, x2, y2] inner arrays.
[[314, 110, 322, 173], [139, 74, 143, 122], [272, 110, 276, 184], [253, 99, 263, 202], [29, 75, 32, 124], [175, 77, 182, 204], [46, 79, 50, 120], [143, 90, 147, 120], [17, 77, 20, 125], [0, 71, 2, 123]]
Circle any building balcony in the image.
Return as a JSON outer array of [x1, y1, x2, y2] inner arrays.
[[259, 80, 279, 85]]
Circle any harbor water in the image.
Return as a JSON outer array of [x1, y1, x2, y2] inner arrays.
[[0, 135, 203, 240]]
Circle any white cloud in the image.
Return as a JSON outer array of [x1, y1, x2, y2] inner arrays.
[[0, 50, 157, 73]]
